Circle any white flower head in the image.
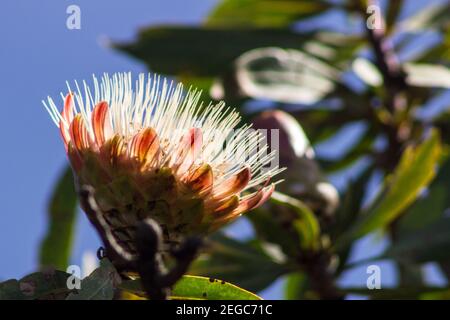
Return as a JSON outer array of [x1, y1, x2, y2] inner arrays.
[[44, 72, 282, 248]]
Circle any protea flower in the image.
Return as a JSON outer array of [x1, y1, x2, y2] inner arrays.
[[43, 73, 281, 253]]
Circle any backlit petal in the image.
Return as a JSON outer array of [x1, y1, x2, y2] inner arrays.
[[59, 93, 74, 149], [92, 101, 113, 147], [173, 128, 203, 175], [212, 167, 251, 199], [128, 128, 159, 167], [222, 184, 274, 221], [184, 164, 213, 194], [101, 134, 126, 167], [213, 195, 239, 218], [69, 114, 92, 152]]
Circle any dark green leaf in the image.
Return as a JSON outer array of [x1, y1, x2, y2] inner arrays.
[[0, 270, 71, 300], [332, 165, 375, 275], [247, 208, 299, 257], [397, 262, 425, 287], [385, 0, 404, 33], [397, 153, 450, 235], [39, 166, 78, 270], [67, 259, 119, 300], [206, 0, 330, 28], [271, 191, 320, 250], [438, 261, 450, 283], [332, 164, 374, 240], [0, 280, 25, 300], [382, 217, 450, 263], [189, 234, 287, 293], [19, 270, 72, 300], [336, 130, 441, 247], [114, 27, 315, 77]]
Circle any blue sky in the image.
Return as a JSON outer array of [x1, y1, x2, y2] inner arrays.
[[0, 0, 446, 299], [0, 0, 214, 279]]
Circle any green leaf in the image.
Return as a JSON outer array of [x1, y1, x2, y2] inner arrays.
[[330, 166, 375, 275], [0, 270, 71, 300], [0, 280, 25, 300], [438, 261, 450, 282], [385, 0, 404, 32], [336, 130, 441, 247], [352, 58, 383, 87], [397, 148, 450, 237], [404, 63, 450, 89], [398, 2, 450, 32], [247, 208, 299, 257], [173, 276, 261, 300], [206, 0, 330, 28], [271, 191, 320, 250], [332, 164, 374, 241], [216, 47, 339, 104], [120, 275, 261, 300], [417, 31, 450, 62], [284, 273, 309, 300], [421, 289, 450, 300], [397, 262, 425, 288], [397, 182, 448, 236], [20, 270, 72, 299], [113, 26, 314, 77], [39, 166, 78, 270], [382, 217, 450, 263], [67, 259, 119, 300], [189, 234, 287, 293]]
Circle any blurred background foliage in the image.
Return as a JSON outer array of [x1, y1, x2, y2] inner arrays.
[[21, 0, 450, 299]]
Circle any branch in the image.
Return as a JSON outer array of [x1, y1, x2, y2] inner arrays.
[[363, 0, 407, 101], [78, 185, 203, 300], [135, 219, 203, 300], [79, 186, 135, 268], [360, 0, 411, 170]]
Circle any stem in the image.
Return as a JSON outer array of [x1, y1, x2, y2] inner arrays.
[[361, 0, 425, 285], [360, 0, 410, 170], [301, 251, 344, 300], [79, 185, 203, 300]]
